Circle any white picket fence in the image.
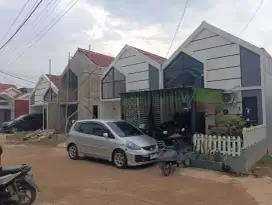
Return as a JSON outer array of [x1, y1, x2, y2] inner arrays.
[[193, 125, 267, 157], [193, 134, 242, 156], [242, 125, 266, 148]]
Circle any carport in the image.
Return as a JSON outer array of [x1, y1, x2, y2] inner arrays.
[[120, 87, 223, 136]]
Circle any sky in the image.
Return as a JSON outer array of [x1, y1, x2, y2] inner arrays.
[[0, 0, 271, 88]]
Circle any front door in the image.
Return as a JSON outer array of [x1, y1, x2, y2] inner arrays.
[[242, 97, 258, 125]]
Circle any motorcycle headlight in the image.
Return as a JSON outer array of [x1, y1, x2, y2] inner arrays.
[[126, 142, 141, 150]]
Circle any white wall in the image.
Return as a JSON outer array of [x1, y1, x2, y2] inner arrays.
[[185, 28, 241, 91], [32, 75, 50, 105], [263, 52, 272, 134], [114, 48, 150, 92], [184, 28, 243, 132], [100, 101, 121, 120]]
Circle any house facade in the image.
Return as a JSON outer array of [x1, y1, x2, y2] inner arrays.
[[29, 74, 60, 130], [0, 84, 29, 125], [100, 45, 165, 120], [163, 21, 270, 132], [59, 48, 113, 131]]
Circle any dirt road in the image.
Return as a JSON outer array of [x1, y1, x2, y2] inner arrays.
[[1, 143, 257, 205]]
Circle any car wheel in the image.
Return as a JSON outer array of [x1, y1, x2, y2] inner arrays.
[[183, 157, 191, 167], [68, 144, 79, 160], [113, 150, 127, 169], [11, 127, 18, 133]]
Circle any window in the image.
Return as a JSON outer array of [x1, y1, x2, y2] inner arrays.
[[78, 122, 108, 137], [164, 52, 203, 88], [79, 123, 93, 134], [91, 123, 105, 136], [73, 122, 82, 132], [102, 67, 126, 99], [107, 121, 143, 137], [92, 105, 98, 119], [0, 101, 9, 106], [68, 70, 78, 89]]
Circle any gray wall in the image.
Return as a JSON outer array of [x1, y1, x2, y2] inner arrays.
[[242, 89, 263, 124], [149, 64, 159, 90], [240, 46, 261, 87]]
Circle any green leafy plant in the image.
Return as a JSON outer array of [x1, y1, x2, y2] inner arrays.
[[215, 113, 246, 136]]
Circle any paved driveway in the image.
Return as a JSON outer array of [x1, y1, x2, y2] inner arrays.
[[1, 143, 257, 205]]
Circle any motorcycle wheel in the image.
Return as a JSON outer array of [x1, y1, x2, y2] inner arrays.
[[159, 162, 172, 176], [183, 157, 191, 167], [18, 183, 37, 205]]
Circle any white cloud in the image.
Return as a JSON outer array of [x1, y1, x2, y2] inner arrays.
[[0, 0, 272, 88]]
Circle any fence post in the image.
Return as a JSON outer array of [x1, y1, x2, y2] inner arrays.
[[232, 136, 236, 156], [227, 136, 231, 155], [222, 136, 226, 155], [237, 136, 241, 156]]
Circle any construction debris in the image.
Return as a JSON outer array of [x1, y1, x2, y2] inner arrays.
[[23, 129, 55, 141]]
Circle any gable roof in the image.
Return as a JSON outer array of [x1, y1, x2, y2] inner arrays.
[[46, 74, 60, 89], [0, 84, 17, 93], [101, 45, 165, 80], [130, 46, 166, 64], [163, 21, 266, 69], [78, 48, 114, 67]]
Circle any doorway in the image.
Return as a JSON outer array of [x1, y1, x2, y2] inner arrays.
[[43, 108, 47, 129], [242, 96, 258, 125], [92, 105, 98, 119]]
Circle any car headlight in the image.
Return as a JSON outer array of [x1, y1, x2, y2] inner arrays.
[[126, 142, 141, 150]]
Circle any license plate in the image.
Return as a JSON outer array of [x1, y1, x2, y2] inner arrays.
[[150, 153, 158, 159]]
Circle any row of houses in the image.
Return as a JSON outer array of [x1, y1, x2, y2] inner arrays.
[[0, 84, 31, 125], [27, 21, 272, 134]]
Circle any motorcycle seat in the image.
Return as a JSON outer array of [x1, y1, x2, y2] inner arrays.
[[1, 165, 25, 176]]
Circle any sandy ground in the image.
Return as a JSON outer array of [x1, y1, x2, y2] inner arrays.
[[0, 141, 263, 205]]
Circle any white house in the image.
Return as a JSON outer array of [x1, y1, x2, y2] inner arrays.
[[29, 74, 60, 129], [100, 45, 165, 120], [163, 21, 272, 132]]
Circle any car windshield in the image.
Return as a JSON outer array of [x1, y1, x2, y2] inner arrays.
[[107, 121, 143, 137], [13, 115, 26, 122]]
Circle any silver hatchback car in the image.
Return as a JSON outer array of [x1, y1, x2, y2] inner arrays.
[[67, 119, 159, 168]]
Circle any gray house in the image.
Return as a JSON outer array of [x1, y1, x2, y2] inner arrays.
[[163, 21, 272, 133]]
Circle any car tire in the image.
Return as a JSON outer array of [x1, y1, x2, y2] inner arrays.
[[68, 144, 79, 160], [112, 150, 127, 169], [11, 127, 18, 133]]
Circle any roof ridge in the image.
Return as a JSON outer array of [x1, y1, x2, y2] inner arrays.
[[78, 48, 114, 58], [129, 45, 166, 59]]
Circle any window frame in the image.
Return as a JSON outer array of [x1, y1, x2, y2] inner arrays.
[[77, 122, 114, 138], [102, 67, 126, 99]]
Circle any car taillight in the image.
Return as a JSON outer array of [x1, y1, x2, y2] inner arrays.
[[172, 133, 177, 136], [159, 153, 164, 157]]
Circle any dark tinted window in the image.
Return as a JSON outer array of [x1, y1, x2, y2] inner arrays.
[[73, 122, 81, 132], [107, 121, 143, 137], [79, 123, 93, 134], [91, 123, 105, 137], [77, 122, 107, 137]]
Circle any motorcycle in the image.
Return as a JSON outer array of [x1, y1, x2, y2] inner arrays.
[[0, 164, 40, 205], [157, 130, 191, 176]]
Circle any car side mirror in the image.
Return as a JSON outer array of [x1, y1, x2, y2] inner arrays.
[[163, 130, 168, 135], [103, 133, 108, 138]]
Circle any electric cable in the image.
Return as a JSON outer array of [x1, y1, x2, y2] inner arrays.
[[165, 0, 189, 58], [238, 0, 265, 37], [0, 0, 31, 46], [0, 0, 79, 72], [0, 0, 44, 52], [0, 0, 62, 59]]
